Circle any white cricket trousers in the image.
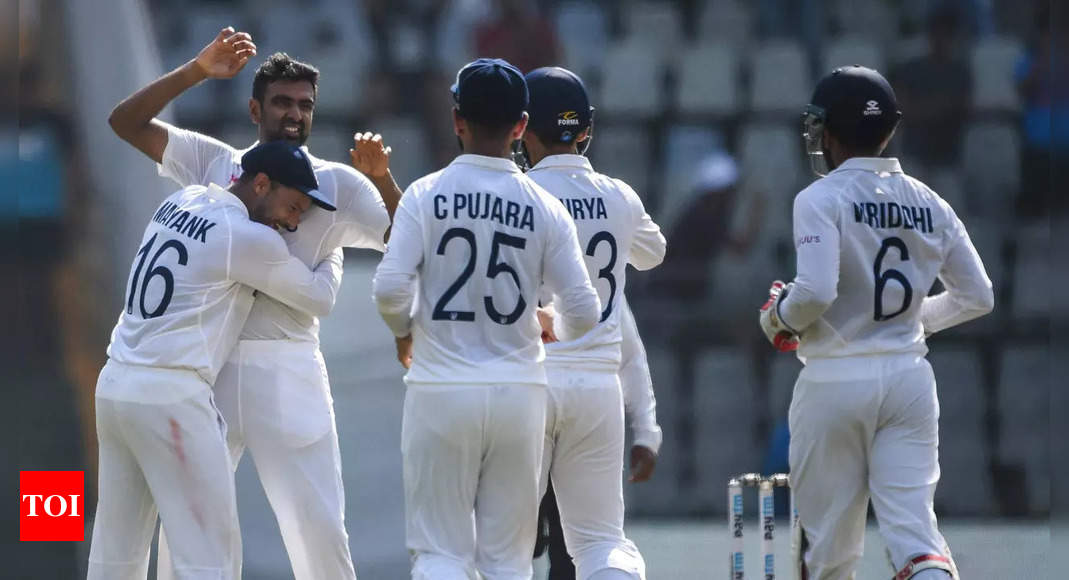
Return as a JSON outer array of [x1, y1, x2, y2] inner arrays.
[[88, 360, 240, 580], [541, 366, 645, 580], [788, 353, 955, 580], [158, 339, 356, 580], [403, 382, 546, 580]]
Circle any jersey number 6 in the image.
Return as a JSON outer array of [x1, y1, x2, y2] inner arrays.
[[873, 236, 913, 321], [126, 233, 189, 319], [432, 228, 528, 325]]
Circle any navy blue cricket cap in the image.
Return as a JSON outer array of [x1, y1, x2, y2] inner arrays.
[[240, 141, 334, 211], [525, 66, 593, 144], [451, 58, 528, 126], [808, 65, 901, 148]]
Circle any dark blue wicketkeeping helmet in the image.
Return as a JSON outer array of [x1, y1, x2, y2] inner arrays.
[[802, 65, 902, 175]]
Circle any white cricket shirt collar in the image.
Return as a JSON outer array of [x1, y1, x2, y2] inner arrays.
[[207, 183, 251, 218], [451, 154, 523, 173], [528, 154, 593, 173], [830, 157, 903, 176]]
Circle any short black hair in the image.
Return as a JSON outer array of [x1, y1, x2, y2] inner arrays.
[[252, 53, 320, 103], [459, 111, 520, 143]]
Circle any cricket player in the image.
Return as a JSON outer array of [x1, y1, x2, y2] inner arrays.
[[88, 141, 342, 580], [534, 297, 663, 579], [372, 58, 601, 580], [519, 66, 665, 580], [107, 28, 398, 579], [758, 66, 994, 579]]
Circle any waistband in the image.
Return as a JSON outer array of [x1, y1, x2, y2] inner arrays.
[[544, 365, 619, 389], [405, 382, 545, 392], [801, 352, 927, 381], [233, 338, 321, 356]]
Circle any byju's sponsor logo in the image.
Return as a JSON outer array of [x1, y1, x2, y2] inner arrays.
[[20, 471, 84, 541]]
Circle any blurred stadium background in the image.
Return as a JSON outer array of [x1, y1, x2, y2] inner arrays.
[[11, 0, 1064, 577]]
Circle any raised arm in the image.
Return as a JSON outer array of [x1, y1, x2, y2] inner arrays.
[[108, 27, 256, 163], [350, 132, 403, 239], [229, 225, 343, 318]]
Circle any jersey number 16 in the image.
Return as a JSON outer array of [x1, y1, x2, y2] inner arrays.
[[126, 233, 188, 319]]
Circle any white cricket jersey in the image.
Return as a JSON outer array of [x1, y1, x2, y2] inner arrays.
[[158, 124, 390, 343], [106, 184, 345, 395], [373, 154, 601, 385], [779, 157, 994, 361], [527, 154, 666, 372]]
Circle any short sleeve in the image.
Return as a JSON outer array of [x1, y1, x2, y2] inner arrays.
[[328, 164, 391, 252], [158, 124, 238, 188]]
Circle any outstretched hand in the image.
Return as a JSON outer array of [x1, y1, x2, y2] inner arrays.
[[350, 132, 392, 179], [194, 27, 257, 80]]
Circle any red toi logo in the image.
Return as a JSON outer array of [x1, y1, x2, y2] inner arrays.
[[20, 471, 84, 541]]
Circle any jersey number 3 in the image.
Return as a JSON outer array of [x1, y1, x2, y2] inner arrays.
[[432, 228, 528, 325], [126, 233, 189, 319], [873, 236, 913, 321]]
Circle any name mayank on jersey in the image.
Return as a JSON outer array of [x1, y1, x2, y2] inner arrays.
[[151, 200, 217, 243]]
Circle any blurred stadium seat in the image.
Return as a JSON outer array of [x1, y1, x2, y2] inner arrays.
[[926, 168, 967, 217], [832, 0, 896, 47], [555, 1, 609, 81], [696, 0, 753, 48], [749, 40, 810, 115], [961, 121, 1020, 218], [588, 125, 654, 199], [820, 36, 885, 77], [623, 1, 684, 57], [598, 40, 666, 119], [971, 36, 1023, 113], [626, 346, 683, 515], [930, 348, 995, 515], [673, 43, 740, 119], [996, 344, 1049, 515], [694, 348, 760, 503], [1010, 223, 1049, 321], [738, 121, 805, 227]]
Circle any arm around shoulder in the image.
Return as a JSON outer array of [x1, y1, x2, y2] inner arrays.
[[227, 223, 340, 318]]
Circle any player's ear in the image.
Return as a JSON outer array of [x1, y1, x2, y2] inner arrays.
[[510, 112, 529, 142], [249, 98, 261, 126], [452, 108, 465, 137], [252, 172, 272, 196]]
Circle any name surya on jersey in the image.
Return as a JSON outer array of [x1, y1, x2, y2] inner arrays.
[[433, 192, 536, 232], [853, 201, 935, 234], [559, 196, 608, 221], [151, 200, 217, 243]]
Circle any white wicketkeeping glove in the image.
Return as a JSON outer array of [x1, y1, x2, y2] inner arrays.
[[759, 280, 799, 352]]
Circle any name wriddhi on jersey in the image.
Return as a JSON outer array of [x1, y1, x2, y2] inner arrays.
[[151, 200, 217, 244], [853, 201, 935, 235], [433, 192, 535, 232]]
